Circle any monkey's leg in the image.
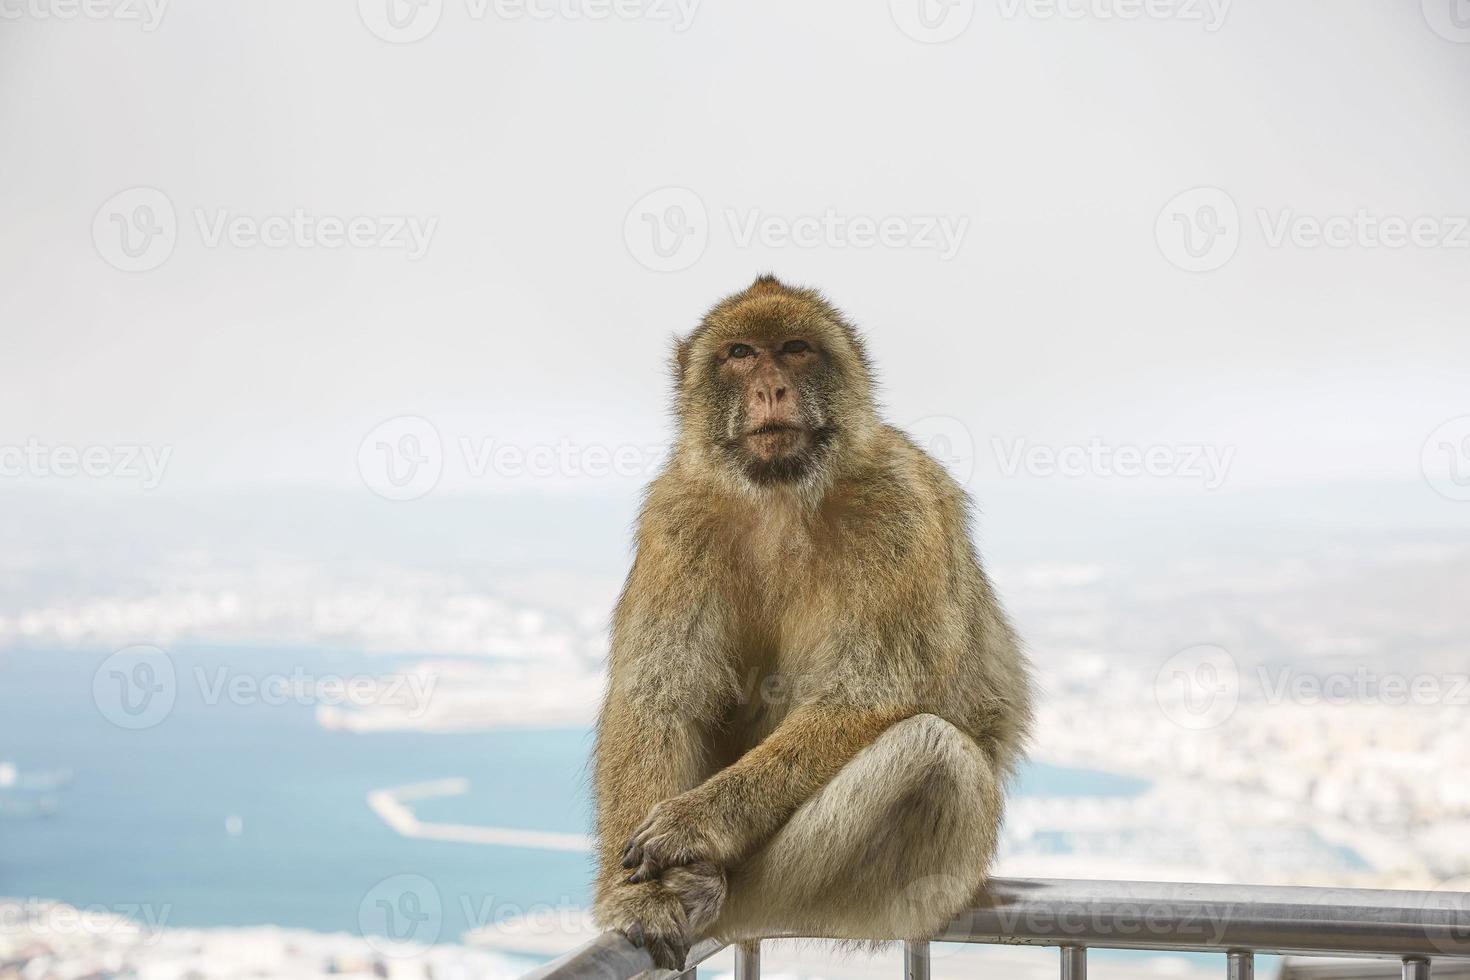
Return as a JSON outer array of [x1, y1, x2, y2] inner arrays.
[[707, 713, 1003, 943]]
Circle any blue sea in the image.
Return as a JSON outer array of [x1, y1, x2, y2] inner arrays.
[[0, 646, 1148, 944]]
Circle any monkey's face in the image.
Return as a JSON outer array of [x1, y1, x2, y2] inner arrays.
[[676, 278, 878, 487], [710, 335, 835, 484]]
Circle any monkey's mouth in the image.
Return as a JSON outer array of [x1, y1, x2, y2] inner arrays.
[[741, 422, 811, 462], [747, 422, 804, 437]]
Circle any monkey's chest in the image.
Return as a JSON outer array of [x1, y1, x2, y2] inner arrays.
[[715, 638, 821, 765], [715, 685, 791, 766]]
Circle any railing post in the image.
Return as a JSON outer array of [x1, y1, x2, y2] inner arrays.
[[1403, 956, 1431, 980], [735, 941, 760, 980], [1227, 951, 1254, 980], [904, 940, 930, 980], [1060, 945, 1086, 980]]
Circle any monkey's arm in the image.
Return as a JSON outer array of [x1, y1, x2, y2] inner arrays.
[[593, 688, 728, 968], [621, 697, 911, 880], [593, 690, 710, 895], [591, 521, 739, 965]]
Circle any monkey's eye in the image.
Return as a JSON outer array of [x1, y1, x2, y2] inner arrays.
[[728, 343, 755, 359], [780, 340, 811, 355]]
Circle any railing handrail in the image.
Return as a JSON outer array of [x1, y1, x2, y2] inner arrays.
[[945, 877, 1470, 958], [521, 877, 1470, 980]]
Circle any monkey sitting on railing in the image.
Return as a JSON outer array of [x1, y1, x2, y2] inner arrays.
[[592, 276, 1033, 969]]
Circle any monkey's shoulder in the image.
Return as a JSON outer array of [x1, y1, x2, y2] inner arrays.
[[843, 424, 973, 524]]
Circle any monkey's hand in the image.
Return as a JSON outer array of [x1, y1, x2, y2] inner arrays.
[[596, 870, 725, 971], [622, 794, 729, 884]]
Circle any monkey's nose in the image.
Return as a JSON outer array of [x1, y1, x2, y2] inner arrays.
[[755, 385, 787, 406]]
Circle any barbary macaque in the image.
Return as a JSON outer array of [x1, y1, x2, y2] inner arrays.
[[593, 276, 1032, 968]]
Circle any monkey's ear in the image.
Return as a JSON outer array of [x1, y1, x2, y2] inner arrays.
[[672, 336, 692, 383]]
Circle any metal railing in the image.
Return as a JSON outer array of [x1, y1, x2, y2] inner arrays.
[[521, 878, 1470, 980]]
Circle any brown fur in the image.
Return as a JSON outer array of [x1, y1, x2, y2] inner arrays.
[[592, 276, 1033, 969]]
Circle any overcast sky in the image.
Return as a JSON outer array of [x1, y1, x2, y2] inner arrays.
[[2, 0, 1467, 502]]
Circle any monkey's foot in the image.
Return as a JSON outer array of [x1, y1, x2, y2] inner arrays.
[[597, 885, 694, 971], [660, 861, 727, 935]]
